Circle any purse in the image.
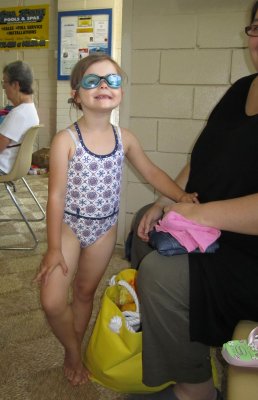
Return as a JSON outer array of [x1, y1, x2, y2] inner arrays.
[[84, 268, 173, 393]]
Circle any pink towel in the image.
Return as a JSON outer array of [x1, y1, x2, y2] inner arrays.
[[155, 211, 221, 253]]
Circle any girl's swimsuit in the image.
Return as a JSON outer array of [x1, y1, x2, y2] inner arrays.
[[63, 122, 124, 248]]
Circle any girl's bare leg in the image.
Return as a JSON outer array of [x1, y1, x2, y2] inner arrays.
[[64, 224, 117, 385], [40, 223, 117, 386], [40, 224, 83, 385], [72, 224, 117, 345]]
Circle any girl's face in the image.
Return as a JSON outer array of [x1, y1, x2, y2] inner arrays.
[[75, 60, 123, 113], [249, 11, 258, 71]]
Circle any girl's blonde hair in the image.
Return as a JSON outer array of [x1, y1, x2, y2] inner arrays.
[[70, 53, 126, 111]]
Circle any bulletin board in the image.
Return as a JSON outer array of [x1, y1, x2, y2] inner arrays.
[[58, 9, 112, 80]]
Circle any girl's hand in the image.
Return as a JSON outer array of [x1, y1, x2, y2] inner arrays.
[[34, 249, 68, 286], [137, 203, 164, 241], [178, 192, 199, 204]]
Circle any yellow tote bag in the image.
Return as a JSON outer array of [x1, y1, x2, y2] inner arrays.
[[84, 268, 219, 393], [84, 268, 173, 393]]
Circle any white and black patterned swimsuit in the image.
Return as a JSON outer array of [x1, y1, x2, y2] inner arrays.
[[63, 122, 124, 248]]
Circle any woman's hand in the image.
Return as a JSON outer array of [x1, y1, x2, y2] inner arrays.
[[34, 249, 68, 286], [164, 202, 201, 221], [137, 203, 164, 241]]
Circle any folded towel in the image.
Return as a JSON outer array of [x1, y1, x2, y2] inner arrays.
[[154, 211, 221, 253], [149, 230, 219, 256]]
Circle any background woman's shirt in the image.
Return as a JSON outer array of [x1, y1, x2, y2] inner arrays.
[[0, 102, 39, 173]]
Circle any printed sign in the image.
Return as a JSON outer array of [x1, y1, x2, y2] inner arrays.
[[58, 9, 112, 80], [0, 4, 49, 50]]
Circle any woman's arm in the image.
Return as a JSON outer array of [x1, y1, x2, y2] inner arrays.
[[0, 134, 11, 151], [165, 194, 258, 235], [136, 162, 191, 240]]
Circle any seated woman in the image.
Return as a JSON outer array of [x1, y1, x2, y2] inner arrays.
[[129, 1, 258, 400], [0, 60, 39, 174]]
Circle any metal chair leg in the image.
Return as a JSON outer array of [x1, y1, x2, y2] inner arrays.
[[21, 177, 46, 221], [0, 179, 45, 250]]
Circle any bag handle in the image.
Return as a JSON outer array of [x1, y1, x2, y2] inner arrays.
[[117, 280, 140, 331], [117, 279, 140, 313], [109, 276, 141, 332]]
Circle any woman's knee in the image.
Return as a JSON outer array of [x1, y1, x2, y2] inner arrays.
[[137, 253, 161, 295], [137, 253, 189, 304]]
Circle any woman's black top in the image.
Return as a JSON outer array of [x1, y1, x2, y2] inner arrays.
[[186, 73, 258, 346]]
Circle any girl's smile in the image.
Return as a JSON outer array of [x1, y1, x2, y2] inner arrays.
[[94, 94, 113, 100]]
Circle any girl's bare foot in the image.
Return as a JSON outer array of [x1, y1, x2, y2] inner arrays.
[[71, 365, 89, 386], [64, 350, 89, 386]]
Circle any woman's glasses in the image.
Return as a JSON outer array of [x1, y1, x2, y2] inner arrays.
[[245, 25, 258, 37], [79, 74, 122, 90], [1, 80, 9, 88]]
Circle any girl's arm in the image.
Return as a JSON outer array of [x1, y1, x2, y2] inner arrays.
[[164, 194, 258, 235], [35, 131, 72, 284], [175, 162, 190, 190], [123, 128, 197, 203], [137, 163, 191, 240]]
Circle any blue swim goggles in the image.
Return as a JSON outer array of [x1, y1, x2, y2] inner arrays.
[[79, 74, 122, 90]]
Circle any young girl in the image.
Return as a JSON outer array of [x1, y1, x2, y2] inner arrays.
[[35, 54, 198, 386]]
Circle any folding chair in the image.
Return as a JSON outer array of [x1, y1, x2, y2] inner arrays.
[[0, 124, 46, 250]]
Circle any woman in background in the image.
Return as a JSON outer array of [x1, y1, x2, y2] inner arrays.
[[0, 60, 39, 173]]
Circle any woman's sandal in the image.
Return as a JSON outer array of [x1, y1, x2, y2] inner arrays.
[[221, 326, 258, 367], [127, 387, 223, 399], [216, 388, 224, 400]]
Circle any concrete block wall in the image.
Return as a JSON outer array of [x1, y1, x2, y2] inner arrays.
[[120, 0, 257, 242]]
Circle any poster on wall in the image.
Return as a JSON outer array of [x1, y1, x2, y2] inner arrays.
[[58, 9, 112, 80], [0, 4, 49, 50]]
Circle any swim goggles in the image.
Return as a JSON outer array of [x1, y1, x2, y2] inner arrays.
[[79, 74, 122, 90]]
